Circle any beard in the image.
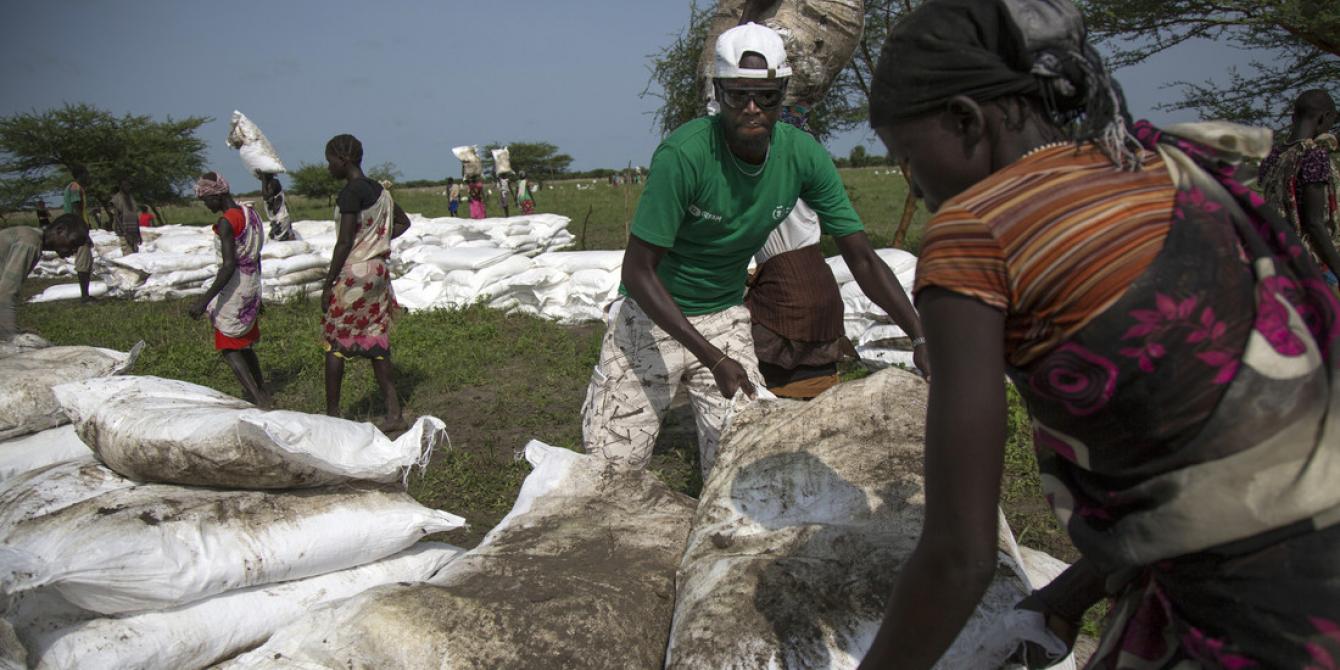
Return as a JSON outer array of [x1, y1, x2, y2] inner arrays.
[[722, 118, 773, 161]]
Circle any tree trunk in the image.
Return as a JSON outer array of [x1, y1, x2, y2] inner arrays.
[[891, 188, 918, 249]]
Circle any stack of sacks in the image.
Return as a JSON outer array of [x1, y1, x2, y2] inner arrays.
[[222, 440, 695, 670], [0, 375, 465, 670], [29, 231, 121, 279], [0, 340, 141, 479], [26, 212, 574, 308], [664, 367, 1077, 669]]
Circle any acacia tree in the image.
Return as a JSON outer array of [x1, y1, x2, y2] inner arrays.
[[1078, 0, 1340, 125], [0, 103, 208, 221], [290, 162, 341, 205]]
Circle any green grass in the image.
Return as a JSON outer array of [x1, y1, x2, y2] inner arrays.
[[13, 167, 1063, 561]]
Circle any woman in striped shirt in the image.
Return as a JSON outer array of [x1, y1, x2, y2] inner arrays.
[[858, 1, 1340, 668]]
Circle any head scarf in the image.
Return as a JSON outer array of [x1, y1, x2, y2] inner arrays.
[[870, 0, 1141, 169], [194, 173, 230, 198]]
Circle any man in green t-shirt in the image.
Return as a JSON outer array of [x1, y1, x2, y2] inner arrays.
[[582, 22, 928, 476], [62, 174, 98, 303]]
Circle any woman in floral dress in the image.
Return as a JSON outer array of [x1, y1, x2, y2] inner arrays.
[[858, 1, 1340, 668], [189, 171, 271, 408], [321, 134, 412, 430]]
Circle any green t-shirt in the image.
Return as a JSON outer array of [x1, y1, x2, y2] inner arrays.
[[625, 116, 863, 315]]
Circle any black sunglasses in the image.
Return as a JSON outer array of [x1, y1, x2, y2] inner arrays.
[[715, 82, 787, 111]]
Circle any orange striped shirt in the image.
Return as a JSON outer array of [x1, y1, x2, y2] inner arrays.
[[914, 144, 1176, 365]]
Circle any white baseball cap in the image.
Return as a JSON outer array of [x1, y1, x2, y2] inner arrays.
[[713, 22, 792, 80]]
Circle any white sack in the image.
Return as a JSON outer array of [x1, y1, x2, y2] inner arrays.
[[227, 110, 287, 175], [401, 246, 513, 272], [260, 239, 312, 259], [491, 147, 511, 175], [452, 146, 483, 177], [21, 543, 464, 670], [665, 368, 1057, 669], [826, 247, 918, 286], [141, 266, 216, 289], [111, 252, 213, 275], [0, 343, 142, 441], [0, 483, 464, 615], [532, 250, 625, 274], [0, 457, 134, 535], [0, 425, 90, 484], [54, 376, 446, 489], [224, 441, 695, 670], [26, 282, 108, 304], [262, 253, 327, 279], [0, 334, 50, 359]]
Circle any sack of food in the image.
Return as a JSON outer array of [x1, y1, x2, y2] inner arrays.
[[17, 543, 464, 670], [452, 145, 483, 177], [53, 376, 446, 489], [0, 426, 91, 484], [665, 367, 1073, 669], [0, 343, 142, 442], [227, 110, 287, 176], [491, 147, 512, 175], [222, 441, 694, 670], [0, 457, 135, 536], [0, 482, 464, 615]]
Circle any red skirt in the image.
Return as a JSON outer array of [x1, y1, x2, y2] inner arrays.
[[215, 322, 260, 351]]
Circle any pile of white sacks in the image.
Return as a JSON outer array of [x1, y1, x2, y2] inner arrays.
[[29, 212, 921, 367], [0, 343, 467, 670]]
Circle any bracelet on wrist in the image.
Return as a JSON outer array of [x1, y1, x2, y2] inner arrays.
[[709, 354, 729, 372]]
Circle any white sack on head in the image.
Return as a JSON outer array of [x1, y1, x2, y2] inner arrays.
[[0, 425, 90, 484], [53, 376, 446, 489], [227, 110, 287, 175], [491, 147, 511, 175], [224, 441, 694, 670], [0, 343, 142, 442], [0, 483, 464, 615], [452, 146, 483, 177], [18, 543, 464, 670]]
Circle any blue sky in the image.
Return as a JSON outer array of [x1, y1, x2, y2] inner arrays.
[[4, 1, 1269, 189]]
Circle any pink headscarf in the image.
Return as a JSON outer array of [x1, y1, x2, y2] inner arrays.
[[194, 173, 231, 198]]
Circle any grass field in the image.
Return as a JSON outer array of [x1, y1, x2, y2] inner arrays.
[[13, 167, 1066, 563]]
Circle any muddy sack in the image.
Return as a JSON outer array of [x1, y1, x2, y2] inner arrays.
[[0, 334, 51, 359], [0, 457, 135, 536], [15, 543, 464, 670], [222, 441, 694, 670], [0, 425, 92, 483], [666, 368, 1060, 669], [227, 110, 286, 176], [0, 343, 142, 441], [0, 483, 464, 615], [53, 376, 446, 489]]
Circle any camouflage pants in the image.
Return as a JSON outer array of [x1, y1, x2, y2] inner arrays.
[[581, 298, 763, 477]]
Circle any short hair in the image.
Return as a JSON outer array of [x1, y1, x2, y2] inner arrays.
[[1295, 89, 1337, 118], [139, 204, 148, 212], [47, 213, 88, 246], [325, 134, 364, 164]]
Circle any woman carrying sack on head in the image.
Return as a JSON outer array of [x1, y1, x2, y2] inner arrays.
[[858, 1, 1340, 668]]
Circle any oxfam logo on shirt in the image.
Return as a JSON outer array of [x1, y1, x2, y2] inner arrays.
[[773, 205, 790, 221], [688, 203, 722, 222]]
